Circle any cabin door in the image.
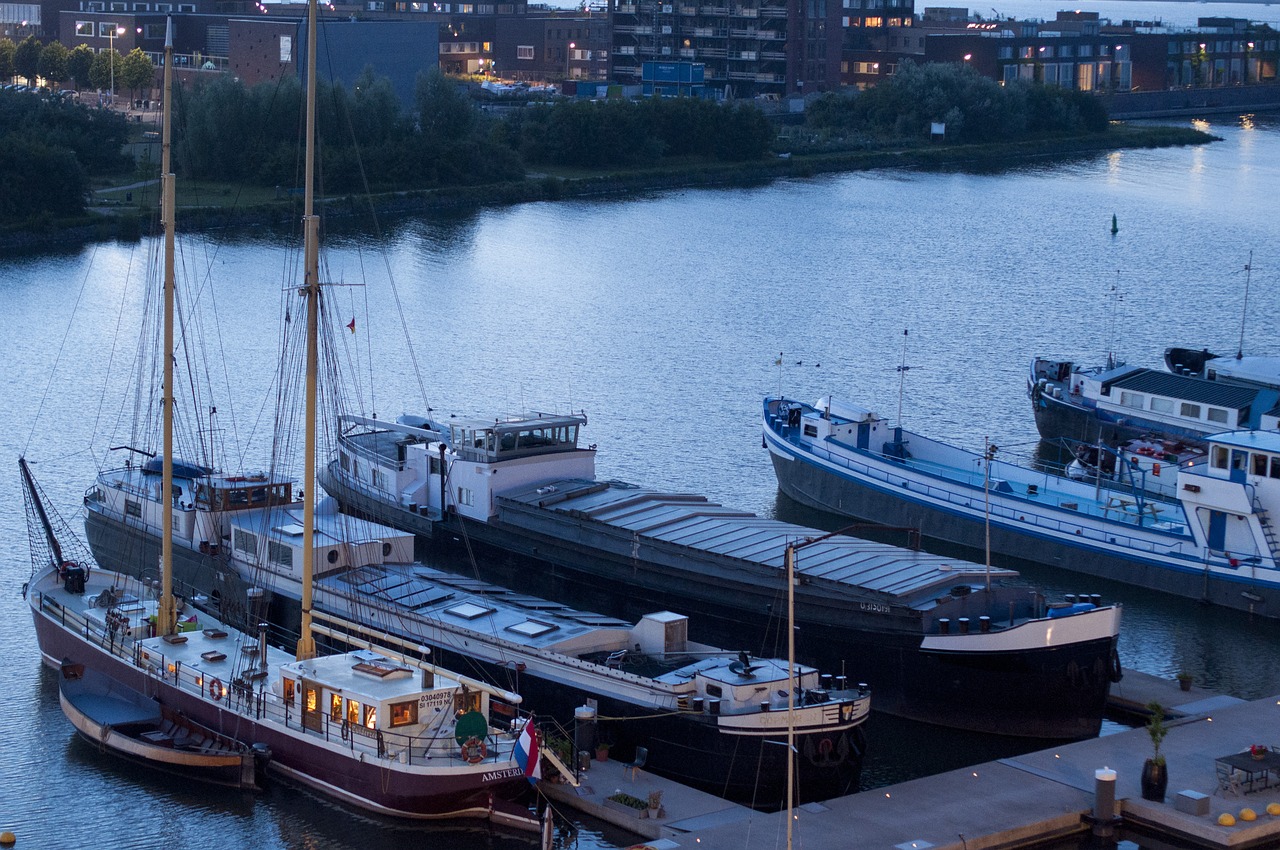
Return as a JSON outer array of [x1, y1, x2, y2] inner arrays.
[[1207, 510, 1227, 552], [857, 423, 870, 450], [1230, 450, 1249, 484], [300, 679, 323, 733]]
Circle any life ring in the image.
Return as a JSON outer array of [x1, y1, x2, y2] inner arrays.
[[59, 560, 77, 581], [209, 677, 223, 699], [460, 736, 487, 764], [341, 720, 350, 742], [1109, 647, 1123, 683]]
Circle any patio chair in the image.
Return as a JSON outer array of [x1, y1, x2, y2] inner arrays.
[[624, 746, 648, 781], [1216, 762, 1242, 797]]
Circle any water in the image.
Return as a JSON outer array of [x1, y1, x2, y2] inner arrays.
[[5, 114, 1280, 848]]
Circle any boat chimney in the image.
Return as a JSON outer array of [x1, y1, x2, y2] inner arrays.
[[958, 617, 970, 634], [257, 622, 269, 672], [820, 673, 832, 690], [979, 615, 991, 633], [1090, 593, 1102, 607], [1065, 594, 1077, 604], [835, 675, 847, 690], [691, 697, 705, 713], [938, 618, 950, 634], [573, 705, 597, 770]]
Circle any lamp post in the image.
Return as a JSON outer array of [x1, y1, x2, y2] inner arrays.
[[565, 41, 575, 82], [108, 25, 125, 106]]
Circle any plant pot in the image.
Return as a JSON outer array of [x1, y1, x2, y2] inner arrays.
[[1178, 677, 1192, 692], [1140, 758, 1167, 802], [595, 748, 609, 762]]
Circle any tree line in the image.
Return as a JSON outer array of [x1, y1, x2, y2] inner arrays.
[[1, 36, 155, 100]]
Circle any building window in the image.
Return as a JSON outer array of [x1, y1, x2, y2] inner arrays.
[[98, 21, 120, 37], [1180, 402, 1202, 419], [864, 16, 882, 26], [517, 45, 534, 59], [280, 34, 292, 62], [76, 20, 95, 36]]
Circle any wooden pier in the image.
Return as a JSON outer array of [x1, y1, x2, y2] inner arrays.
[[541, 669, 1280, 849]]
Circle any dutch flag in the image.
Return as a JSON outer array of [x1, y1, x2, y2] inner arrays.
[[514, 719, 541, 785]]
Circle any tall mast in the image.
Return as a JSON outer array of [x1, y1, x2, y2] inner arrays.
[[784, 542, 796, 850], [296, 0, 320, 661], [156, 17, 177, 637]]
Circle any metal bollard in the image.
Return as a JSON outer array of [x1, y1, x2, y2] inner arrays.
[[1092, 767, 1117, 838]]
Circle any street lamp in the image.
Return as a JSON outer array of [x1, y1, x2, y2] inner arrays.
[[566, 41, 575, 81], [109, 25, 125, 106]]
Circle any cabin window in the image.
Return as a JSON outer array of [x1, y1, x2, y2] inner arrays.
[[234, 528, 256, 555], [1254, 454, 1269, 476], [304, 686, 319, 713], [268, 540, 293, 570], [456, 486, 474, 507], [429, 456, 441, 475], [340, 451, 350, 472], [372, 468, 386, 490], [1232, 451, 1248, 471], [1271, 458, 1280, 479], [283, 678, 296, 703], [803, 423, 818, 437], [1207, 407, 1229, 425], [1181, 402, 1202, 419], [390, 700, 418, 727], [1150, 398, 1174, 414], [347, 698, 361, 724], [125, 499, 142, 518], [330, 693, 343, 721], [1119, 391, 1144, 409], [364, 705, 377, 729], [1212, 445, 1229, 469], [705, 683, 723, 698]]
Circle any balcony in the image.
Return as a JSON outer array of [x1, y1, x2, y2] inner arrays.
[[758, 5, 786, 16], [616, 2, 636, 10], [679, 4, 697, 11], [700, 5, 728, 13], [732, 5, 758, 14], [680, 47, 696, 57], [698, 46, 727, 56], [729, 28, 758, 37], [761, 50, 785, 59]]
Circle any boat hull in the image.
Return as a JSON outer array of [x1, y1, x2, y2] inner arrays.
[[766, 424, 1280, 618], [30, 581, 534, 826], [320, 466, 1115, 740], [1030, 386, 1208, 446]]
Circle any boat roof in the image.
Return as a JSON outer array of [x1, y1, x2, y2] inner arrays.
[[499, 479, 1018, 605], [446, 412, 587, 433], [1203, 355, 1280, 386], [1105, 369, 1262, 410], [1206, 430, 1280, 453], [228, 499, 413, 548], [317, 564, 810, 683]]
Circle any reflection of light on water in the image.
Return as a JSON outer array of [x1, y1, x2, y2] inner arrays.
[[1106, 150, 1123, 181], [1242, 114, 1256, 131], [1192, 119, 1211, 133]]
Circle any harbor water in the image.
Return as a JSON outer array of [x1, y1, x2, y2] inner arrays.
[[4, 112, 1280, 848]]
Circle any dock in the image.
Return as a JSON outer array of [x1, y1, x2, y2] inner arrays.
[[542, 670, 1280, 849]]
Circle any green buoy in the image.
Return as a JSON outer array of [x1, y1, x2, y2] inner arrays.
[[1111, 213, 1118, 235]]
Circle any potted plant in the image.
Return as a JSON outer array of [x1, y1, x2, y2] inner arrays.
[[595, 741, 612, 762], [647, 789, 664, 818], [1176, 671, 1193, 692], [1141, 701, 1169, 802]]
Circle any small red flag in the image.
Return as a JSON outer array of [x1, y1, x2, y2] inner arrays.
[[347, 317, 356, 334]]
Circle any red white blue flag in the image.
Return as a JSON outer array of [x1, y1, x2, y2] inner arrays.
[[514, 719, 541, 785]]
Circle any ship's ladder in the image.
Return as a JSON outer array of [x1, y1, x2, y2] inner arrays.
[[1251, 496, 1280, 564]]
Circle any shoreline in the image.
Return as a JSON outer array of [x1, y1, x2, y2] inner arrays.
[[1, 124, 1214, 253]]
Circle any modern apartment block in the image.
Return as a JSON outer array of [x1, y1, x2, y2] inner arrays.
[[609, 0, 849, 98]]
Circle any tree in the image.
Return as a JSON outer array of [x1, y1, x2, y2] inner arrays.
[[88, 48, 123, 94], [414, 68, 474, 145], [38, 41, 69, 88], [14, 35, 41, 85], [68, 44, 94, 90], [0, 38, 15, 84], [119, 48, 154, 102], [0, 133, 88, 221]]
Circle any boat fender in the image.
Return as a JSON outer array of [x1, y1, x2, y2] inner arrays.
[[461, 736, 487, 763], [1109, 648, 1123, 683], [341, 720, 350, 742], [209, 677, 223, 700]]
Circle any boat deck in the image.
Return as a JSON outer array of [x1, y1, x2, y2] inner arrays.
[[498, 478, 1021, 608]]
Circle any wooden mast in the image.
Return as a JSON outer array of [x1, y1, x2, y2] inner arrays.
[[296, 0, 320, 661], [156, 16, 177, 637], [785, 542, 796, 850]]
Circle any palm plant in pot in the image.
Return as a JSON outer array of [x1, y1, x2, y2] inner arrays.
[[1141, 701, 1169, 802]]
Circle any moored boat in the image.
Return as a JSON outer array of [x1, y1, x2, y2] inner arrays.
[[764, 394, 1280, 618], [25, 13, 539, 828], [308, 411, 1122, 740], [58, 662, 263, 789]]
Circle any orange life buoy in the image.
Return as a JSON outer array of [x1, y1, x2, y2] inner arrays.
[[209, 678, 223, 700], [460, 736, 487, 763]]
